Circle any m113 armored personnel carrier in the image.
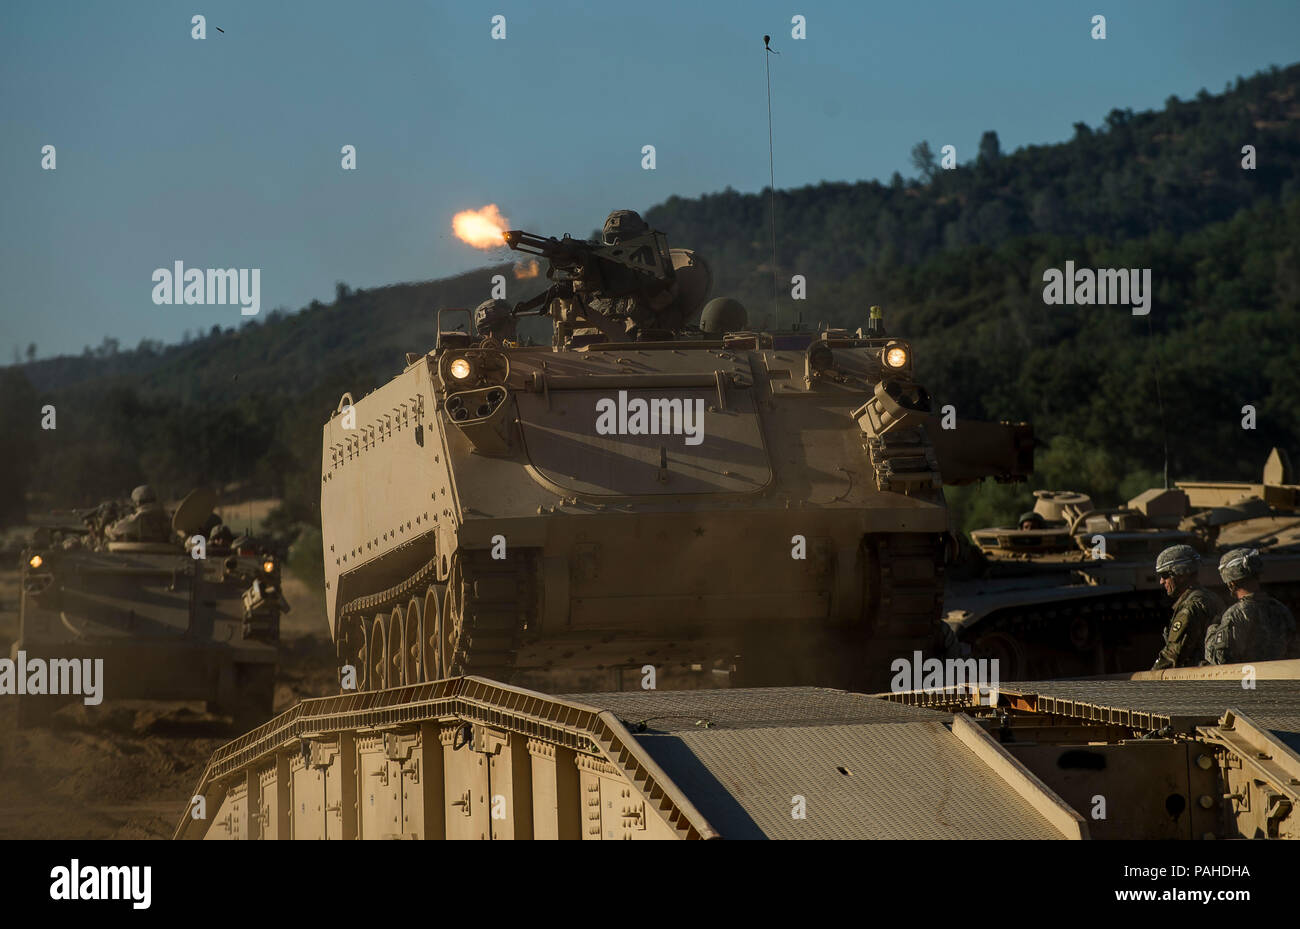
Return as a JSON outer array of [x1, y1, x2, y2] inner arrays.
[[320, 219, 1033, 693], [14, 489, 290, 727]]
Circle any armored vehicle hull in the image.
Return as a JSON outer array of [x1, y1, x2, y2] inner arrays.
[[177, 661, 1300, 840], [323, 326, 1030, 693], [16, 537, 286, 729]]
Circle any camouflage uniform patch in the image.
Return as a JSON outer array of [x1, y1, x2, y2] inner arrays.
[[1152, 585, 1222, 670], [1203, 592, 1299, 665]]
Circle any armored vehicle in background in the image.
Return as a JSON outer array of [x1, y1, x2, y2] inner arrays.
[[14, 489, 290, 727], [321, 222, 1033, 694], [949, 448, 1300, 679]]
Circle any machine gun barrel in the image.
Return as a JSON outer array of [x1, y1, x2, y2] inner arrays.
[[504, 227, 674, 297], [502, 230, 589, 267]]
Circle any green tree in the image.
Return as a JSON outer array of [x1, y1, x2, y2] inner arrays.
[[910, 141, 938, 182], [977, 130, 1001, 165]]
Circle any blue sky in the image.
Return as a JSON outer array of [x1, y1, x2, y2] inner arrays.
[[2, 0, 1297, 359]]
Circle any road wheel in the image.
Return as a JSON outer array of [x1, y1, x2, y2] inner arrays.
[[406, 597, 424, 683], [424, 585, 445, 680], [971, 630, 1027, 682], [371, 614, 389, 689], [389, 607, 406, 686]]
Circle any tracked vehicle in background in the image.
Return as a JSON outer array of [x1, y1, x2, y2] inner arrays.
[[321, 224, 1033, 693], [14, 489, 290, 728], [950, 448, 1300, 679]]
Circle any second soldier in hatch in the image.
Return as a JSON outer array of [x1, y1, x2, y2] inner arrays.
[[1204, 548, 1299, 664], [474, 298, 518, 345], [1151, 544, 1222, 670], [104, 484, 172, 544], [1018, 511, 1046, 531]]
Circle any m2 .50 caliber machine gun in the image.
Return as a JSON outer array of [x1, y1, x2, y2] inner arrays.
[[503, 229, 707, 342]]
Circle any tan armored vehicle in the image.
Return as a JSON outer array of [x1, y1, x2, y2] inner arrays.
[[321, 222, 1032, 693], [949, 448, 1300, 678], [14, 488, 290, 727]]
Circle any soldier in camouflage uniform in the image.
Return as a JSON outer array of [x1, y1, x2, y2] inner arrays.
[[586, 210, 680, 337], [474, 298, 518, 344], [1151, 544, 1222, 670], [1204, 548, 1299, 665], [104, 485, 172, 544]]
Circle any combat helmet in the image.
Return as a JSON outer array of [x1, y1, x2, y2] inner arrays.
[[131, 484, 158, 506], [1017, 511, 1045, 529], [603, 210, 649, 245], [474, 299, 514, 336], [209, 523, 234, 547], [1155, 544, 1200, 577], [1219, 548, 1263, 585], [700, 297, 748, 336]]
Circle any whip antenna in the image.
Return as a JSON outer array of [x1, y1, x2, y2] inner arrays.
[[1146, 314, 1171, 489], [764, 35, 780, 329]]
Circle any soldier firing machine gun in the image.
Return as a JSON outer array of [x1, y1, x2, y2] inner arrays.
[[503, 229, 678, 342]]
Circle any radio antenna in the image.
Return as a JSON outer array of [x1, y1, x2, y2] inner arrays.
[[1146, 315, 1171, 489], [764, 34, 780, 329]]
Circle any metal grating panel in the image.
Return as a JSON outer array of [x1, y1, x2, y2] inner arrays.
[[558, 686, 951, 733], [999, 680, 1300, 734], [634, 721, 1064, 840], [882, 679, 1300, 751]]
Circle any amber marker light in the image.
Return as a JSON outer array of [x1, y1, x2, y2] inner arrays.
[[28, 554, 43, 569], [449, 358, 472, 380], [885, 346, 908, 369]]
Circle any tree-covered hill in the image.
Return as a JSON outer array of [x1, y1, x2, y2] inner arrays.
[[647, 63, 1300, 319]]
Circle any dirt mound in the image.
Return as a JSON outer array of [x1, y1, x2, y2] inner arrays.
[[0, 567, 339, 839]]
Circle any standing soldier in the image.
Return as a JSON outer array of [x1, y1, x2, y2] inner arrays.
[[1151, 544, 1222, 670], [1204, 548, 1299, 664]]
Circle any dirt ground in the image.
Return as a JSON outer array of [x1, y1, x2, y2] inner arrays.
[[0, 570, 338, 839]]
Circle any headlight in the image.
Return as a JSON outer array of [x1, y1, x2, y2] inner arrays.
[[28, 554, 43, 570], [449, 357, 472, 380], [884, 345, 908, 369], [262, 559, 276, 574]]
